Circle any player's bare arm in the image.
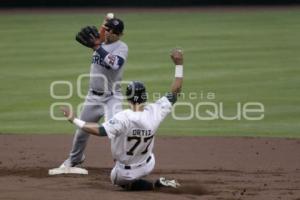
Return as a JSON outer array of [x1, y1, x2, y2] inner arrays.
[[164, 48, 184, 105], [170, 48, 184, 95], [60, 106, 106, 137]]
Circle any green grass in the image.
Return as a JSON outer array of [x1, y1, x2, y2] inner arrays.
[[0, 9, 299, 137]]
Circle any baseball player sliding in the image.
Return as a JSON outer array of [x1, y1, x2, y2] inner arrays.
[[61, 48, 184, 190], [60, 14, 128, 168]]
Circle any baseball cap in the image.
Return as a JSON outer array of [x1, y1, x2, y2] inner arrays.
[[104, 18, 124, 35]]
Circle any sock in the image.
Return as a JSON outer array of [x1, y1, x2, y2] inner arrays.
[[154, 179, 164, 188], [127, 179, 155, 191]]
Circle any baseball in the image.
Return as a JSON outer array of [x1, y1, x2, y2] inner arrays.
[[106, 13, 114, 19]]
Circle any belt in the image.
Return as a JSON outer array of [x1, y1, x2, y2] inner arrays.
[[91, 90, 113, 96], [122, 156, 152, 170]]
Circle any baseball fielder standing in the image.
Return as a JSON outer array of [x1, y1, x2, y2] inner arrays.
[[60, 14, 128, 168], [61, 49, 184, 190]]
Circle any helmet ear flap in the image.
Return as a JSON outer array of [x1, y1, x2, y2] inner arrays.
[[126, 83, 134, 102]]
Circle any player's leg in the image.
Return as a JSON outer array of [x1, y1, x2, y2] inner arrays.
[[110, 155, 180, 190], [110, 165, 155, 190], [121, 178, 180, 191], [62, 98, 105, 167], [121, 177, 180, 191], [123, 155, 157, 190], [110, 155, 156, 190], [126, 177, 180, 190]]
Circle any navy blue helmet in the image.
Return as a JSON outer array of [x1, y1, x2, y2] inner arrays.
[[104, 18, 124, 35], [126, 81, 147, 104]]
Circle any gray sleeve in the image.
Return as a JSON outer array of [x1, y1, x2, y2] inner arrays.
[[114, 43, 128, 60]]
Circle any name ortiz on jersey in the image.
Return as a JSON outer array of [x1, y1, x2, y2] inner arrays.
[[132, 129, 152, 137]]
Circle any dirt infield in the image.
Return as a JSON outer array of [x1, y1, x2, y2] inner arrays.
[[0, 135, 299, 200]]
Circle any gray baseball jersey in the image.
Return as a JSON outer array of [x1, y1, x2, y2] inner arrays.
[[102, 96, 172, 166], [90, 40, 128, 93], [65, 40, 128, 166]]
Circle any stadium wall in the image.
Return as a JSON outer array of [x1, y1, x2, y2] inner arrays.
[[0, 0, 299, 8]]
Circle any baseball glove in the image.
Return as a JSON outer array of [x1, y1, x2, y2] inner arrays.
[[75, 26, 100, 48]]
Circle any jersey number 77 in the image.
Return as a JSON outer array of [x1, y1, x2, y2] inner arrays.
[[126, 135, 154, 156]]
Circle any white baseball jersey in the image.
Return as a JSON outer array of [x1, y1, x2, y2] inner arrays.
[[102, 96, 172, 165], [90, 40, 128, 93]]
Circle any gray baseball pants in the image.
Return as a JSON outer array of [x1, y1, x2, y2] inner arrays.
[[65, 91, 122, 166]]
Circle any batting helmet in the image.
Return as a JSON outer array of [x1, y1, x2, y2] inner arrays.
[[126, 81, 147, 104], [104, 18, 124, 35]]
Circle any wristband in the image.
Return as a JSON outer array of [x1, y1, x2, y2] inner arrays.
[[175, 65, 183, 77], [73, 118, 85, 128]]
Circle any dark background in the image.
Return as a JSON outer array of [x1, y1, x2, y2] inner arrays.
[[0, 0, 299, 8]]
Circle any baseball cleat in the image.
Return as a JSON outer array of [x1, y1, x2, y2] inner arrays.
[[59, 161, 83, 168], [158, 177, 181, 188], [59, 155, 85, 168]]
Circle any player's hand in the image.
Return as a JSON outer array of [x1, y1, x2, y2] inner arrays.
[[60, 106, 75, 122], [99, 13, 114, 44], [171, 48, 183, 65]]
